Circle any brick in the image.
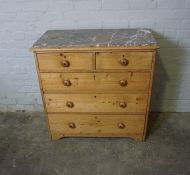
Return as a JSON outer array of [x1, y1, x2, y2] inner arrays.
[[7, 40, 30, 49], [157, 0, 185, 9], [0, 98, 16, 105], [76, 20, 102, 29], [38, 10, 64, 23], [47, 0, 74, 11], [186, 0, 190, 8], [0, 49, 15, 57], [118, 10, 157, 20], [11, 31, 25, 40], [0, 2, 21, 12], [2, 21, 36, 32], [24, 105, 43, 112], [176, 30, 190, 39], [15, 93, 41, 105], [20, 2, 49, 12], [129, 20, 155, 28], [74, 0, 101, 10], [24, 32, 42, 40], [64, 11, 119, 21], [154, 10, 190, 20], [102, 20, 129, 29], [129, 0, 156, 9], [16, 86, 40, 93], [156, 20, 181, 30], [0, 13, 17, 22], [181, 20, 190, 29], [102, 0, 129, 10], [178, 39, 190, 48], [51, 20, 77, 30]]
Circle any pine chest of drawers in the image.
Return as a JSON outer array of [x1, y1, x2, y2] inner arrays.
[[31, 29, 159, 141]]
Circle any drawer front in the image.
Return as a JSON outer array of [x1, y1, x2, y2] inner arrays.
[[37, 53, 93, 72], [41, 72, 151, 92], [44, 94, 148, 113], [96, 52, 152, 70], [48, 114, 145, 137]]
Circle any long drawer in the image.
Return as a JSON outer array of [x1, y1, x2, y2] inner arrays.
[[96, 52, 153, 70], [41, 72, 151, 92], [48, 114, 145, 138], [37, 52, 93, 72], [44, 94, 148, 113]]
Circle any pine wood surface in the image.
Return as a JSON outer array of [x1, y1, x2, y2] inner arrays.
[[40, 72, 151, 92], [48, 114, 145, 141], [33, 47, 157, 141], [44, 93, 148, 113], [37, 52, 93, 72], [96, 52, 152, 70]]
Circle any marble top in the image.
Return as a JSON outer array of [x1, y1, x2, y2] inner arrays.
[[32, 29, 158, 49]]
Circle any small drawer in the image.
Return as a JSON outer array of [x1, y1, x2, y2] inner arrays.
[[48, 114, 145, 139], [44, 93, 148, 113], [96, 52, 153, 70], [37, 52, 93, 72], [41, 72, 150, 92]]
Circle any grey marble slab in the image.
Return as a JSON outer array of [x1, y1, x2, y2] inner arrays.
[[32, 29, 158, 49]]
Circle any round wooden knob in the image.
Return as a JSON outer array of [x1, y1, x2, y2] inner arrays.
[[68, 122, 76, 129], [119, 80, 128, 87], [66, 101, 74, 108], [119, 102, 127, 108], [61, 60, 70, 67], [120, 58, 129, 66], [117, 123, 125, 129], [63, 80, 71, 86]]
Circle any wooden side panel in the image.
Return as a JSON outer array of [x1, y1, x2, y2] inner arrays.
[[143, 51, 157, 140], [40, 72, 151, 92], [37, 52, 93, 72], [44, 94, 148, 113], [96, 52, 152, 70], [48, 114, 145, 140]]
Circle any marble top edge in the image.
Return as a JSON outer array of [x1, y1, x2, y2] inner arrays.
[[32, 29, 158, 49]]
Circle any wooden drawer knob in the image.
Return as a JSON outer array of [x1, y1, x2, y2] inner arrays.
[[120, 58, 129, 66], [68, 122, 76, 129], [63, 80, 71, 86], [119, 102, 127, 108], [117, 122, 125, 129], [119, 80, 128, 87], [61, 60, 70, 67], [66, 101, 74, 108]]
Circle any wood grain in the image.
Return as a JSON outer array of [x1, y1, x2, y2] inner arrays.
[[40, 72, 151, 92], [37, 52, 93, 72], [48, 114, 145, 140], [32, 45, 158, 141], [44, 93, 148, 113], [142, 51, 157, 140], [96, 52, 152, 70]]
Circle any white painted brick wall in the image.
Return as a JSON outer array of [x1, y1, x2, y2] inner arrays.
[[0, 0, 190, 112]]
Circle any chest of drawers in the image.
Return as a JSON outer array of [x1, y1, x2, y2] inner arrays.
[[31, 29, 159, 141]]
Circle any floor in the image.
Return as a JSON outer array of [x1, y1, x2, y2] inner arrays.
[[0, 112, 189, 175]]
